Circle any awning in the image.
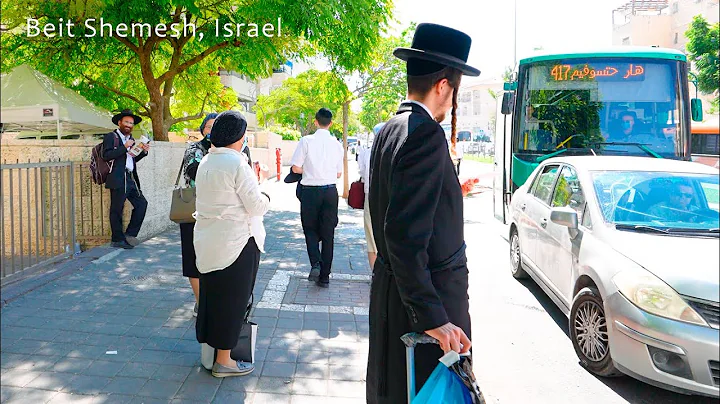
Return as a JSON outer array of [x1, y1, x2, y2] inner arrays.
[[1, 65, 116, 138]]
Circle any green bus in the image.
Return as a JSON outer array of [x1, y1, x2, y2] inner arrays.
[[493, 46, 705, 223]]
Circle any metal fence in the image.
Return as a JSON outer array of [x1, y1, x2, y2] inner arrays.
[[1, 160, 114, 284]]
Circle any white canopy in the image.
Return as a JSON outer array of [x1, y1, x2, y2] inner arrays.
[[1, 64, 116, 138]]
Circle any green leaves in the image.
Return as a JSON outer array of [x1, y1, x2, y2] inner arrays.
[[685, 15, 719, 110], [254, 69, 348, 135], [358, 25, 412, 130], [3, 0, 393, 139]]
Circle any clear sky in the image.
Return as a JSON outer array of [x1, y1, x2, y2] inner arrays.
[[294, 0, 626, 81]]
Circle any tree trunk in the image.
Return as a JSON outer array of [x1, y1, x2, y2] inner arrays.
[[149, 104, 168, 141], [342, 101, 350, 198]]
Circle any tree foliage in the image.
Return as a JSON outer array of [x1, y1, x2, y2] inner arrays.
[[358, 25, 413, 130], [685, 15, 719, 110], [254, 69, 349, 136], [2, 0, 392, 140]]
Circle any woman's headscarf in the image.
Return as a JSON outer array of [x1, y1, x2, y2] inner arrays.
[[199, 113, 219, 139]]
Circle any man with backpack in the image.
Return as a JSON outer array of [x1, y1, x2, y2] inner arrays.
[[103, 109, 150, 249]]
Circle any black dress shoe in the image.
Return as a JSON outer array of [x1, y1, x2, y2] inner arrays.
[[111, 241, 134, 249], [315, 279, 329, 288], [308, 265, 320, 282], [125, 235, 140, 246]]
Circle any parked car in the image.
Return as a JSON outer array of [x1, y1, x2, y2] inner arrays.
[[508, 155, 719, 398], [457, 130, 472, 142]]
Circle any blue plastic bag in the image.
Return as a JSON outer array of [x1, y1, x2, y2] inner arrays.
[[412, 361, 472, 404]]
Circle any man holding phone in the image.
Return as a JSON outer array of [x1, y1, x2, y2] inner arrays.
[[103, 109, 151, 249]]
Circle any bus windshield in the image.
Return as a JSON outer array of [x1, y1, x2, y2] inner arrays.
[[515, 58, 686, 162]]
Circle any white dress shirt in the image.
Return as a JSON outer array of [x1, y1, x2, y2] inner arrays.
[[403, 99, 435, 120], [290, 129, 344, 186], [193, 147, 270, 274], [116, 130, 135, 172], [358, 146, 372, 194]]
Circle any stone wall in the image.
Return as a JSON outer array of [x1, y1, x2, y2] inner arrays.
[[280, 140, 299, 165], [1, 139, 186, 248]]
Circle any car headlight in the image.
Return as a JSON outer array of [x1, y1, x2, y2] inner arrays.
[[612, 270, 709, 327]]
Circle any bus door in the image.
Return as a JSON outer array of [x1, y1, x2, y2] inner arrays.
[[494, 91, 515, 223]]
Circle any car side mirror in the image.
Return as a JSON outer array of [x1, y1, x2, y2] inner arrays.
[[691, 98, 703, 122], [550, 207, 579, 238], [501, 92, 514, 115]]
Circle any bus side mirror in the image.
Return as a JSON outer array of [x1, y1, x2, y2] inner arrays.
[[691, 98, 703, 122], [501, 92, 514, 115]]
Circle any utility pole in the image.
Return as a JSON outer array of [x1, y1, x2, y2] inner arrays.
[[513, 0, 518, 67]]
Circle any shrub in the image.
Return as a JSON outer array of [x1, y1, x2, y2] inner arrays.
[[269, 125, 301, 141]]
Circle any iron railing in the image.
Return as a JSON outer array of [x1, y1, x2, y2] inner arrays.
[[1, 160, 114, 284]]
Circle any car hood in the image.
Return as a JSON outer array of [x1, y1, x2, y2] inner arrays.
[[606, 231, 720, 302]]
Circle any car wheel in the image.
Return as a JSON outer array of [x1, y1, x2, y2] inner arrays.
[[509, 227, 528, 279], [570, 287, 622, 377]]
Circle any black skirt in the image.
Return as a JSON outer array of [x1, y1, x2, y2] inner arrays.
[[180, 222, 200, 278], [196, 238, 260, 350]]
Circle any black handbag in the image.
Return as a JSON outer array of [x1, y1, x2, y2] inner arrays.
[[232, 293, 257, 363], [202, 293, 258, 369]]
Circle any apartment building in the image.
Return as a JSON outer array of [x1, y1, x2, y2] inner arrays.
[[612, 0, 719, 107], [440, 77, 504, 140], [218, 62, 293, 133]]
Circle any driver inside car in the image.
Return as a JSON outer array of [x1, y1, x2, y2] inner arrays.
[[647, 181, 700, 221]]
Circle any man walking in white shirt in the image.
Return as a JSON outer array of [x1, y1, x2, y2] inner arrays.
[[290, 108, 344, 287]]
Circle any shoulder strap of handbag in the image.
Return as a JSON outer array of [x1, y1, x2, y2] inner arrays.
[[244, 292, 253, 323], [174, 156, 185, 187]]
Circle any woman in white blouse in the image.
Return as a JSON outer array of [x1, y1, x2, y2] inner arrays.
[[193, 110, 270, 378]]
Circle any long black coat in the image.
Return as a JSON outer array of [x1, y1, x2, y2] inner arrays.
[[366, 102, 471, 404], [102, 130, 147, 190]]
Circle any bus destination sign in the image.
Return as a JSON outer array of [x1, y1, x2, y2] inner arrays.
[[550, 63, 645, 82]]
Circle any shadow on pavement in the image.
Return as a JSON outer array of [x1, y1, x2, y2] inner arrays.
[[516, 277, 570, 337]]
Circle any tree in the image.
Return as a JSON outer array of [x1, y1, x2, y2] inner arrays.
[[333, 26, 414, 197], [1, 0, 392, 140], [502, 65, 514, 82], [358, 25, 414, 131], [685, 15, 720, 111], [254, 69, 349, 136]]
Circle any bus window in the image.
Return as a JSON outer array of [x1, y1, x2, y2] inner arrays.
[[692, 133, 720, 155]]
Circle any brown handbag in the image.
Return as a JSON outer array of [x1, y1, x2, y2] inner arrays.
[[169, 159, 196, 224]]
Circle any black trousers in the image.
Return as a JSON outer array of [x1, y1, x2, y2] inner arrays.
[[300, 185, 339, 280], [109, 170, 148, 242]]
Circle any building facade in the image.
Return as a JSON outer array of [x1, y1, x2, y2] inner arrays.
[[440, 77, 504, 141], [218, 61, 293, 134], [612, 0, 719, 108]]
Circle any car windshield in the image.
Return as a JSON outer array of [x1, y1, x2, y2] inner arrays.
[[591, 170, 719, 231]]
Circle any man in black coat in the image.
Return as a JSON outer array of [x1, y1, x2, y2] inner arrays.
[[365, 23, 480, 403], [103, 109, 150, 249]]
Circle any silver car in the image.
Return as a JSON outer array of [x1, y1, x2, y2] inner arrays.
[[508, 156, 719, 397]]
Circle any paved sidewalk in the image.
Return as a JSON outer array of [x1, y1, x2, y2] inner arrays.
[[1, 170, 372, 403]]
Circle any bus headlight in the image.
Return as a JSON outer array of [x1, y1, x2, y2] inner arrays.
[[612, 270, 708, 327]]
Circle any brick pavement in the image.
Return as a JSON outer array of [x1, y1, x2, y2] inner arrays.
[[0, 170, 372, 404]]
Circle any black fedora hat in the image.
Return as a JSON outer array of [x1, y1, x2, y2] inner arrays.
[[283, 167, 302, 183], [394, 23, 480, 77], [112, 109, 142, 125]]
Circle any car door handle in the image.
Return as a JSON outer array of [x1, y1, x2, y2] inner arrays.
[[540, 218, 547, 228]]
